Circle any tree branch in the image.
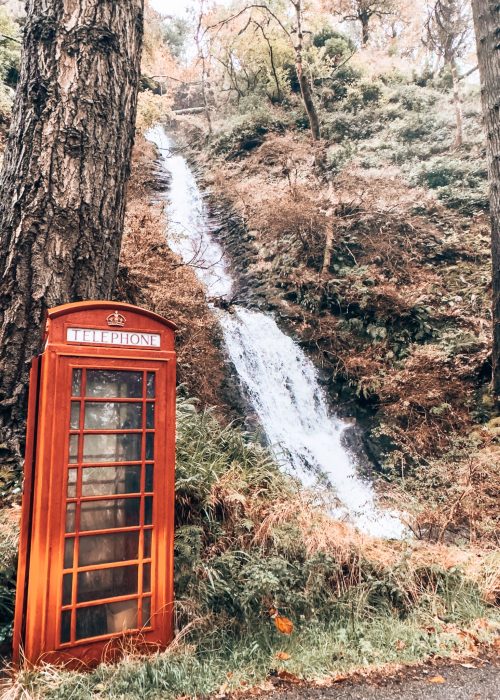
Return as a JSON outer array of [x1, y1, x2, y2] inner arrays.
[[203, 3, 291, 41]]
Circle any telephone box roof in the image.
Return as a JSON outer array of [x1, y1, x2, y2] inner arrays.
[[47, 301, 177, 330]]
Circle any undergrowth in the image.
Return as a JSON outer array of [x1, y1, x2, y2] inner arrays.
[[191, 73, 498, 544], [5, 616, 499, 699], [3, 395, 498, 697]]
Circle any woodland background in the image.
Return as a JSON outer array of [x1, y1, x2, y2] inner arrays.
[[0, 0, 499, 697]]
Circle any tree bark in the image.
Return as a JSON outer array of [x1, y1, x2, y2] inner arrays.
[[360, 12, 370, 46], [449, 58, 463, 148], [0, 0, 144, 469], [196, 3, 213, 135], [292, 0, 320, 140], [321, 226, 334, 277], [471, 0, 500, 403]]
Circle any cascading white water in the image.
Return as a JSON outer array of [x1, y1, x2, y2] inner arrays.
[[147, 125, 405, 539]]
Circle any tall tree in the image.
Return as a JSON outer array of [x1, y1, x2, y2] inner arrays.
[[336, 0, 397, 46], [196, 0, 214, 135], [291, 0, 321, 139], [205, 1, 321, 140], [0, 0, 144, 470], [470, 0, 500, 404], [425, 0, 471, 149]]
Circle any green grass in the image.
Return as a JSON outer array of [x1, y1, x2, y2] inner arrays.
[[7, 613, 499, 699], [2, 396, 498, 698]]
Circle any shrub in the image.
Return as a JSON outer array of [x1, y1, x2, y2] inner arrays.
[[411, 157, 489, 214], [361, 83, 383, 104], [326, 143, 355, 173], [415, 157, 487, 189], [343, 82, 383, 114], [0, 83, 13, 124], [210, 111, 291, 157], [323, 110, 383, 142], [0, 507, 18, 649], [437, 186, 489, 215], [313, 28, 356, 54], [136, 90, 172, 134], [388, 84, 440, 112], [397, 114, 445, 143]]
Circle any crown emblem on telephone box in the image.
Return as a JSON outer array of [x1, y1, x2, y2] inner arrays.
[[106, 310, 126, 327]]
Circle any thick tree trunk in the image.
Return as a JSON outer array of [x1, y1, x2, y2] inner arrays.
[[449, 59, 463, 148], [0, 0, 144, 469], [471, 0, 500, 404], [293, 0, 320, 140]]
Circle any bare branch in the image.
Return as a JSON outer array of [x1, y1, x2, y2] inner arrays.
[[202, 3, 292, 41]]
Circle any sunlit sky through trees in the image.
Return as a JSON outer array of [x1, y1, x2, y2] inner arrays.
[[151, 0, 196, 16]]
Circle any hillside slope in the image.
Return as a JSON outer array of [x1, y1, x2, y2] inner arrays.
[[179, 77, 498, 544]]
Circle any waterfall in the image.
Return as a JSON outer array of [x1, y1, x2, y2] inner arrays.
[[147, 125, 405, 539]]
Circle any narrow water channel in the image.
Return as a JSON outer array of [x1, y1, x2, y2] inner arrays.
[[147, 126, 405, 539]]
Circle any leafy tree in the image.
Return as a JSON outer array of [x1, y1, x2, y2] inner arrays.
[[308, 28, 357, 106], [335, 0, 398, 46], [0, 6, 20, 121], [425, 0, 472, 148], [162, 16, 191, 59], [0, 7, 20, 87], [204, 1, 322, 139]]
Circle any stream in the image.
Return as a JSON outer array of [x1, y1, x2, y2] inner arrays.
[[147, 125, 405, 539]]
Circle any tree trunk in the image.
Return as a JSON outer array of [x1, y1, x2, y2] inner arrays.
[[292, 0, 320, 140], [321, 226, 334, 277], [199, 53, 213, 135], [360, 12, 370, 47], [196, 3, 213, 135], [471, 0, 500, 404], [0, 0, 144, 470], [449, 59, 463, 148]]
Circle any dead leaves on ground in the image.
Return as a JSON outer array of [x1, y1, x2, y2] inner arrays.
[[429, 675, 446, 684], [273, 670, 301, 684]]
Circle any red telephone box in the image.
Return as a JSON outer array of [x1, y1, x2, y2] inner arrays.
[[13, 301, 176, 667]]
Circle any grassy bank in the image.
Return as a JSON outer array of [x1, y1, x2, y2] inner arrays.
[[2, 396, 498, 697], [5, 616, 498, 699]]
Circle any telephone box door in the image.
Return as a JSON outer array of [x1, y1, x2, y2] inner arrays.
[[58, 359, 170, 647]]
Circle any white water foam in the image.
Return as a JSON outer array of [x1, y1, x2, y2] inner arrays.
[[147, 125, 406, 539]]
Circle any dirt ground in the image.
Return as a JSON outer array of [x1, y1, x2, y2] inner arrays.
[[263, 656, 499, 700]]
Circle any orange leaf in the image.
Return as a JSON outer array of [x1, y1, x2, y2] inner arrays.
[[274, 615, 294, 635], [275, 651, 291, 660], [395, 640, 406, 650], [429, 676, 446, 684], [332, 674, 348, 683], [277, 670, 301, 684]]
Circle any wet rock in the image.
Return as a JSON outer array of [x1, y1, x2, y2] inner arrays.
[[341, 422, 376, 479]]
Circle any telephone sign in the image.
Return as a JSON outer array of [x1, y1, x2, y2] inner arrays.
[[13, 302, 176, 667]]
